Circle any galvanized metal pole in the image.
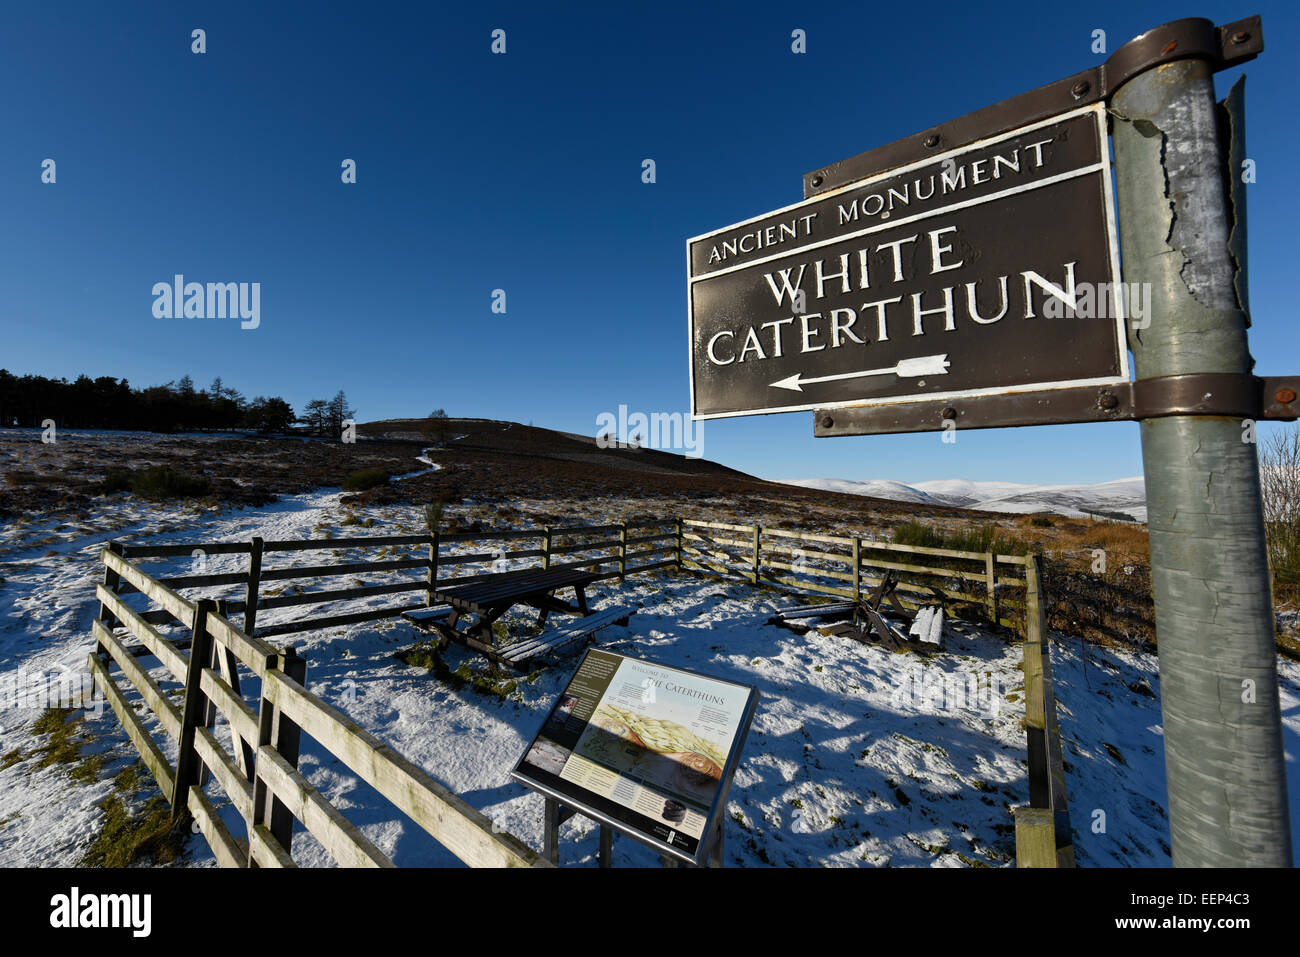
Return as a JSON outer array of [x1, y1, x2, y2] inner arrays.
[[1110, 59, 1291, 866]]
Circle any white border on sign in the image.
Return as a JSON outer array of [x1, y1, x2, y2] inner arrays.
[[686, 102, 1130, 421]]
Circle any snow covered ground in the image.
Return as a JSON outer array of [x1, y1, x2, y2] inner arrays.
[[1, 452, 1296, 867], [780, 476, 1149, 523]]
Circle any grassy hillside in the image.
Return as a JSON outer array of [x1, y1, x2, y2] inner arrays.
[[5, 415, 1293, 656]]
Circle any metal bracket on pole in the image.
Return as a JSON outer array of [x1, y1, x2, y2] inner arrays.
[[813, 373, 1299, 438], [1131, 373, 1298, 420], [811, 374, 1300, 436], [803, 16, 1263, 197]]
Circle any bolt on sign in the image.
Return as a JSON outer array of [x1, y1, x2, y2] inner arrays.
[[687, 104, 1129, 420]]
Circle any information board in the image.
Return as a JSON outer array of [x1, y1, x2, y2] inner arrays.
[[511, 649, 760, 865], [687, 104, 1129, 419]]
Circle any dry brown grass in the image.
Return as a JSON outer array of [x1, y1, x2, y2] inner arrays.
[[1007, 514, 1149, 560]]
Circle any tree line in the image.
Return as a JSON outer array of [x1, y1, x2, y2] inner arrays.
[[299, 392, 357, 437], [0, 369, 355, 437]]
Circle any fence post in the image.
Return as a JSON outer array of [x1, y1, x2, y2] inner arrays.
[[1014, 807, 1058, 867], [244, 536, 264, 635], [852, 538, 861, 602], [94, 541, 125, 657], [1024, 552, 1045, 644], [1021, 638, 1048, 804], [1016, 554, 1074, 867], [675, 518, 683, 569], [751, 526, 761, 585], [250, 646, 307, 862], [985, 553, 998, 626], [205, 599, 255, 783], [618, 523, 627, 581], [708, 817, 725, 868], [1022, 554, 1047, 810], [173, 598, 216, 821], [426, 530, 440, 605], [199, 601, 227, 789], [599, 823, 613, 868], [542, 526, 553, 569]]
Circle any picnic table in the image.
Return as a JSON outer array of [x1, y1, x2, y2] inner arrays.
[[769, 571, 944, 653], [416, 566, 601, 667]]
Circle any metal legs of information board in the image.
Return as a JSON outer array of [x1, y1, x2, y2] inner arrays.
[[544, 798, 612, 867], [1111, 59, 1292, 866], [543, 797, 724, 867]]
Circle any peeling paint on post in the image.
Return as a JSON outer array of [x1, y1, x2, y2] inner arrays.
[[1111, 60, 1291, 866]]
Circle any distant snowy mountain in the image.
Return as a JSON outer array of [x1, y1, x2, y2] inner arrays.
[[781, 478, 944, 506], [780, 475, 1148, 523]]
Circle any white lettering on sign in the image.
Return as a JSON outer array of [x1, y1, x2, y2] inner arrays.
[[699, 223, 1080, 367], [836, 139, 1053, 227], [709, 213, 819, 264]]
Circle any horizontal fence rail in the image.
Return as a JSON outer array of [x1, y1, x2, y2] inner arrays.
[[118, 521, 678, 640], [677, 519, 1028, 631]]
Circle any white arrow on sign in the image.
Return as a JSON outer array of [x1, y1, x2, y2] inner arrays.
[[770, 354, 951, 392]]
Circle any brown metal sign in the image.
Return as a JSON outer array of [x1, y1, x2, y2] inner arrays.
[[688, 104, 1128, 420]]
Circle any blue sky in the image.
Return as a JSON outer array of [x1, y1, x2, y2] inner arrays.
[[1, 1, 1295, 484]]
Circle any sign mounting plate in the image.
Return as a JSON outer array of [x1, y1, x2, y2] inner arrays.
[[687, 104, 1129, 420]]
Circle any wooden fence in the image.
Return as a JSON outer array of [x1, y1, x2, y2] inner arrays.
[[676, 518, 1028, 629], [89, 516, 1071, 867], [90, 545, 552, 867], [672, 519, 1072, 866], [114, 520, 678, 639], [87, 520, 678, 867]]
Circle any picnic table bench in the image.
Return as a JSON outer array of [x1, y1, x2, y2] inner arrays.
[[403, 566, 632, 670], [497, 606, 635, 668], [771, 573, 944, 653]]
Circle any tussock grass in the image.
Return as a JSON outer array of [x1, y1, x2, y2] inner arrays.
[[343, 468, 390, 491], [102, 466, 211, 500], [890, 520, 1028, 556], [80, 785, 187, 868], [27, 712, 190, 867]]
